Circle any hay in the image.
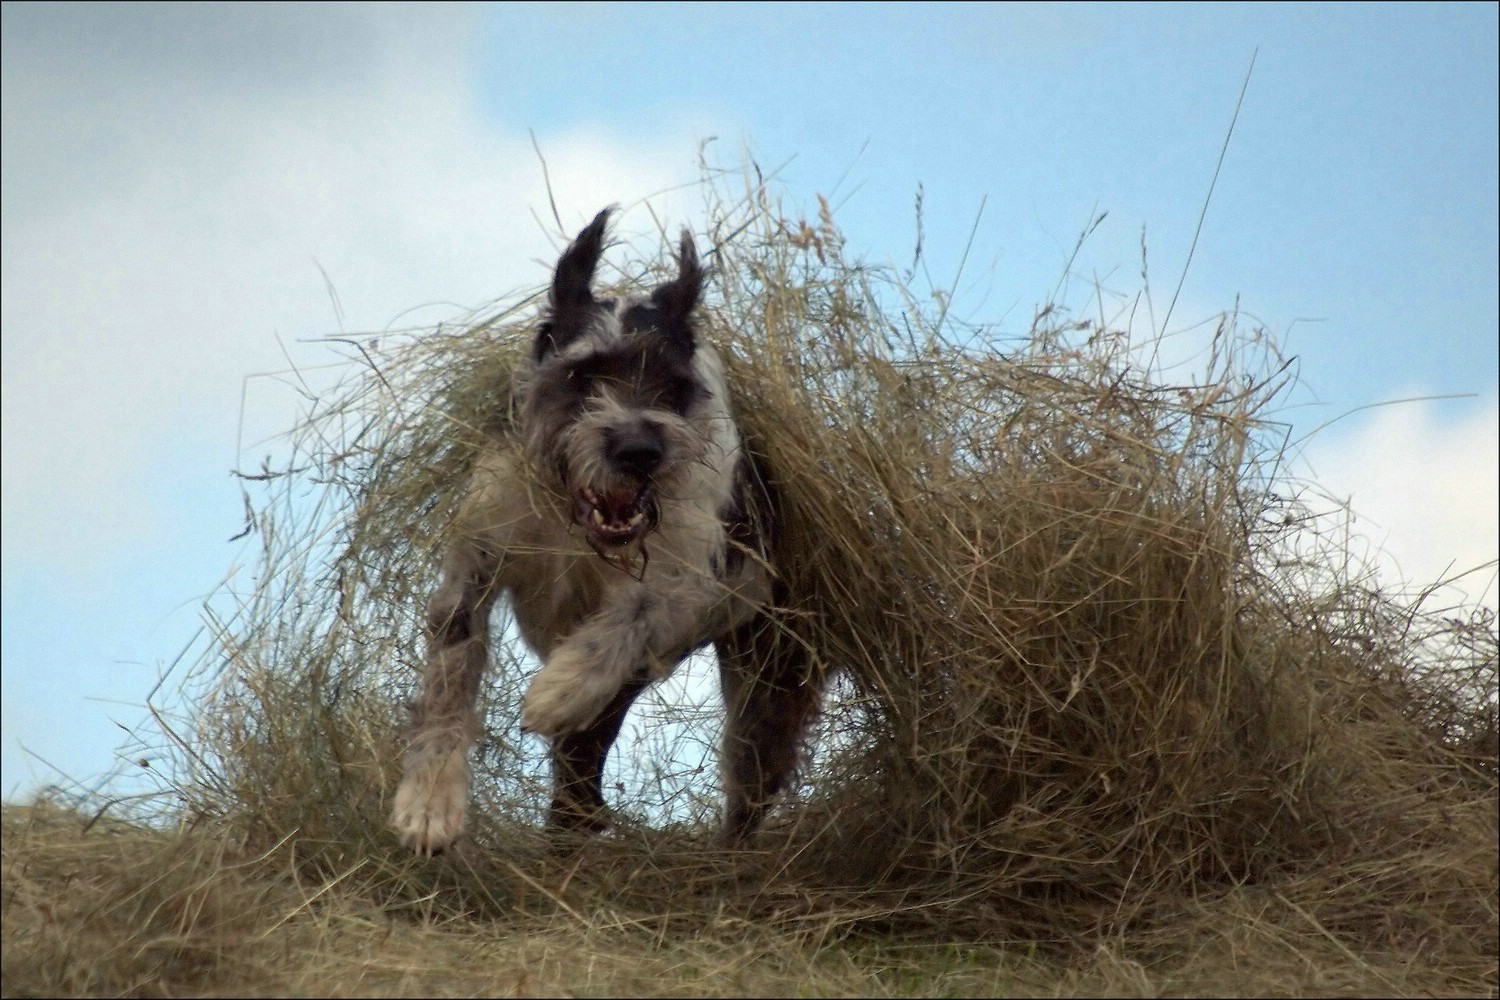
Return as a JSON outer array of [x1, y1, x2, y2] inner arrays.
[[127, 166, 1494, 983]]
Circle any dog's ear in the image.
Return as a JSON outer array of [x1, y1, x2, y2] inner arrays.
[[537, 208, 613, 360], [650, 230, 704, 334], [550, 208, 612, 313]]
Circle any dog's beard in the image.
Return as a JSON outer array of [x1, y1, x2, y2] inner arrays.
[[545, 410, 699, 555]]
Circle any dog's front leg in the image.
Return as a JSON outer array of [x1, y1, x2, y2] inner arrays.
[[391, 543, 502, 855], [520, 576, 713, 737]]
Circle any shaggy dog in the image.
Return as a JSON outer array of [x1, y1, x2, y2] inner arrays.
[[391, 209, 820, 854]]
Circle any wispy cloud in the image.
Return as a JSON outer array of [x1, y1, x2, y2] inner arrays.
[[1297, 394, 1499, 611]]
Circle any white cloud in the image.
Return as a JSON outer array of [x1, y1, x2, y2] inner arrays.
[[1, 5, 708, 572], [1296, 394, 1499, 612]]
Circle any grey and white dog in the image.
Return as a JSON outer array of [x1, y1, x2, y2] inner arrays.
[[391, 209, 820, 854]]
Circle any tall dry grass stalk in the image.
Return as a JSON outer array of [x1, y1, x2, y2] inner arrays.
[[101, 165, 1494, 979]]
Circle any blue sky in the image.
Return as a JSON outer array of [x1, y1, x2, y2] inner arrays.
[[3, 2, 1496, 801]]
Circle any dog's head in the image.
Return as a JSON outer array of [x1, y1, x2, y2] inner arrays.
[[522, 208, 711, 551]]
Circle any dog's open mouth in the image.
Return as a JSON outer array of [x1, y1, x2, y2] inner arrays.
[[575, 485, 657, 548]]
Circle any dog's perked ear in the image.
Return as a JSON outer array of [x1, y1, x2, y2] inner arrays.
[[649, 230, 705, 336], [536, 207, 613, 361], [551, 208, 612, 312]]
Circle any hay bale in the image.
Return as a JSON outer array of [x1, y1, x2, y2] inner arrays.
[[164, 170, 1495, 965]]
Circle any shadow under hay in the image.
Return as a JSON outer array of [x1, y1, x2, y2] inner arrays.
[[155, 168, 1495, 970]]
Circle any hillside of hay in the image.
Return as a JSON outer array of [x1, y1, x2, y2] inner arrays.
[[3, 171, 1495, 997], [6, 798, 1488, 998]]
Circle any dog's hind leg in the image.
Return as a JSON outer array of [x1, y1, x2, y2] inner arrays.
[[715, 616, 819, 845], [547, 676, 648, 835], [392, 542, 502, 855]]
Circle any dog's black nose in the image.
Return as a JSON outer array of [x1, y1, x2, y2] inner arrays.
[[608, 429, 664, 478]]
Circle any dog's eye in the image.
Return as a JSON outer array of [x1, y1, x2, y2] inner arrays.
[[577, 371, 630, 395], [663, 380, 701, 415], [565, 362, 601, 388]]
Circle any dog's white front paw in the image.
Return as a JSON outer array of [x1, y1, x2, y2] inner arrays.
[[520, 646, 621, 737], [391, 749, 470, 856]]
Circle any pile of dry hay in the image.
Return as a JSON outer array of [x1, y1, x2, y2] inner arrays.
[[158, 173, 1495, 970]]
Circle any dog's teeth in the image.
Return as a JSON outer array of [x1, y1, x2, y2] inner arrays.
[[591, 508, 605, 526]]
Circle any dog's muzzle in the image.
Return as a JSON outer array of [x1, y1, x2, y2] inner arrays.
[[575, 484, 659, 548]]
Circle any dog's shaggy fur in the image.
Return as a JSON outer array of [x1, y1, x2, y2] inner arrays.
[[392, 209, 821, 854]]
